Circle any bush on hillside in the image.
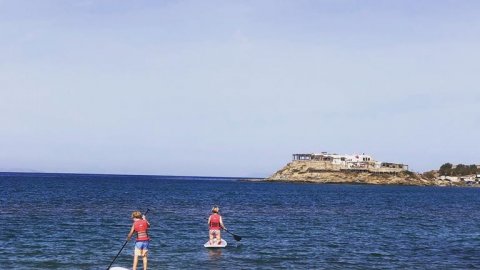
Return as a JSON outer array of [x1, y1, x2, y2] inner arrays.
[[423, 171, 436, 180], [439, 163, 478, 176]]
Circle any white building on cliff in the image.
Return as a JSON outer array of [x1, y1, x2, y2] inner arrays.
[[292, 152, 408, 172]]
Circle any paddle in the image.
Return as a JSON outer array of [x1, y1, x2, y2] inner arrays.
[[224, 228, 242, 241], [106, 208, 150, 270]]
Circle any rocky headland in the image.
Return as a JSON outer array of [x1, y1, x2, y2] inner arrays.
[[266, 161, 473, 187]]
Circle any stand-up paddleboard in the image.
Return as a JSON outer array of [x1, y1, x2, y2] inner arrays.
[[109, 267, 129, 270], [204, 239, 227, 248]]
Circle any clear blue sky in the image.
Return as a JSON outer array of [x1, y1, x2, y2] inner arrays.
[[1, 0, 479, 177]]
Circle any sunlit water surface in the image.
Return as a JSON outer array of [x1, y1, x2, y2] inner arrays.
[[1, 173, 479, 269]]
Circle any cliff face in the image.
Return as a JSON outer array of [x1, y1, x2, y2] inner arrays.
[[267, 161, 449, 186]]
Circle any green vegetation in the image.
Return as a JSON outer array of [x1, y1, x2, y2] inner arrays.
[[422, 171, 437, 180], [439, 163, 479, 176]]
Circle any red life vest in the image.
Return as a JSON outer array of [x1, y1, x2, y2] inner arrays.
[[209, 214, 221, 230], [134, 219, 149, 241]]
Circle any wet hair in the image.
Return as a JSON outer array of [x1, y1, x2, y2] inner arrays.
[[131, 211, 142, 219]]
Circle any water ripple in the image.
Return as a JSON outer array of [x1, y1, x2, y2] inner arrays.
[[1, 174, 479, 269]]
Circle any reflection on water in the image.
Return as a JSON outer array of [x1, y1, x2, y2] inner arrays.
[[207, 248, 222, 260]]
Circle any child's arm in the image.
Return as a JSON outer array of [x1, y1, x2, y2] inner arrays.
[[143, 215, 150, 227], [127, 224, 135, 240], [220, 216, 226, 230]]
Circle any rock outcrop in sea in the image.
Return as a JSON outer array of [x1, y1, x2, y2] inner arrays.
[[267, 160, 452, 186], [266, 153, 480, 187]]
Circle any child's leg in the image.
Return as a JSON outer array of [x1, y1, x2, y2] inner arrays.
[[133, 254, 139, 270], [209, 230, 214, 244], [216, 231, 222, 244], [142, 253, 148, 270]]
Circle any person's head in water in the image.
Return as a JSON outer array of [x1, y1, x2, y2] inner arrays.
[[131, 211, 142, 219], [212, 206, 220, 213]]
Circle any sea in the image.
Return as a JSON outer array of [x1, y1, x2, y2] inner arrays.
[[1, 172, 479, 269]]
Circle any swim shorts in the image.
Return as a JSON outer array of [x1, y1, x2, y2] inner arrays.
[[134, 241, 149, 256]]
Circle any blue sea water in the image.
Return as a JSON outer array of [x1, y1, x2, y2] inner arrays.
[[1, 173, 479, 269]]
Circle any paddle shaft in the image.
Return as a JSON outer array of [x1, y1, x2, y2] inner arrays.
[[106, 240, 128, 270], [106, 209, 150, 270], [224, 228, 242, 241]]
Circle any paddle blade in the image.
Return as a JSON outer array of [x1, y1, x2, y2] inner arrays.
[[225, 229, 242, 241], [233, 234, 242, 241]]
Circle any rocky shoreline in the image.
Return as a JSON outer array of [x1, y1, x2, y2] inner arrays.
[[266, 161, 479, 187]]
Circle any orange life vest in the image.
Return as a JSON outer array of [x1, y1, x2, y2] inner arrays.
[[209, 214, 221, 230], [134, 219, 149, 241]]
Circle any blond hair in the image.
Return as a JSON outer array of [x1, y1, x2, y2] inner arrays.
[[212, 206, 220, 213], [131, 211, 142, 219]]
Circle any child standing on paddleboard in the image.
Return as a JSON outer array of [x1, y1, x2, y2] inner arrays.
[[208, 206, 226, 245], [127, 211, 150, 270]]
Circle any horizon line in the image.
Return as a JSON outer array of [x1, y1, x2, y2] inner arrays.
[[0, 171, 265, 180]]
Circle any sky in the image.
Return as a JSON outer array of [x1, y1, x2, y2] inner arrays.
[[1, 0, 479, 177]]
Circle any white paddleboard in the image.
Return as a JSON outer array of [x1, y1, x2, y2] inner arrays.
[[109, 267, 129, 270], [204, 239, 227, 248]]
